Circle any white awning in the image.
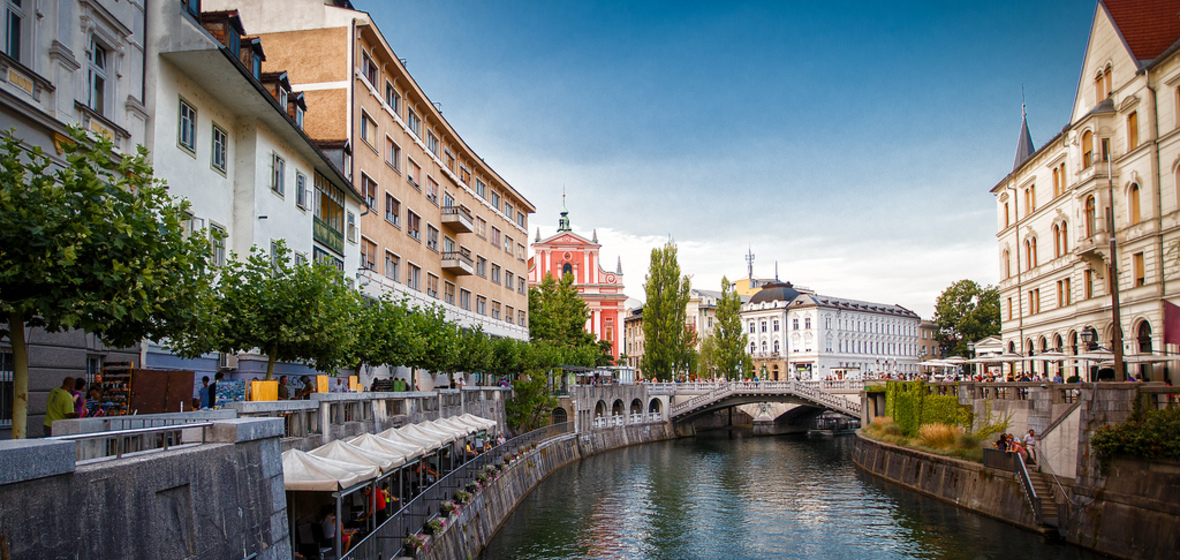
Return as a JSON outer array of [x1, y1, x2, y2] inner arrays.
[[458, 414, 498, 431], [281, 449, 378, 492], [428, 418, 475, 437], [401, 423, 457, 446], [309, 439, 404, 473], [348, 432, 425, 461], [379, 426, 442, 453]]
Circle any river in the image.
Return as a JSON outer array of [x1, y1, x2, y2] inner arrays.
[[479, 430, 1102, 560]]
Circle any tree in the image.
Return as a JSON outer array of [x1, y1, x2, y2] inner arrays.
[[933, 279, 1001, 357], [347, 294, 420, 380], [504, 373, 557, 433], [0, 129, 216, 438], [528, 271, 594, 348], [641, 241, 692, 380], [171, 243, 358, 380], [713, 276, 751, 379]]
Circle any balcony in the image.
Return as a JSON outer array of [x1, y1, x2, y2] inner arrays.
[[441, 205, 474, 233], [442, 250, 474, 275], [313, 217, 344, 256]]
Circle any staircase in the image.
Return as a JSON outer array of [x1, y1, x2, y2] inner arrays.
[[1027, 466, 1059, 528]]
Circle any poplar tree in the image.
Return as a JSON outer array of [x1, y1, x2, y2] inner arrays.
[[642, 241, 691, 380], [713, 276, 751, 378]]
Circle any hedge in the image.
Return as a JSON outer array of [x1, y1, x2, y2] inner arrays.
[[884, 380, 970, 437]]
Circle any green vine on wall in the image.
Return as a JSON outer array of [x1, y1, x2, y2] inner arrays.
[[884, 380, 971, 437]]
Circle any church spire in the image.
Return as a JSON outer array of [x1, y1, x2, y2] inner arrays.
[[1013, 96, 1035, 171], [616, 256, 622, 274], [557, 192, 571, 232], [592, 229, 598, 243]]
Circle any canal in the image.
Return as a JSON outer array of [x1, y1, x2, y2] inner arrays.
[[479, 430, 1103, 560]]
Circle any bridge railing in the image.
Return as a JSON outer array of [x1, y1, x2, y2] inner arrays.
[[668, 380, 861, 418]]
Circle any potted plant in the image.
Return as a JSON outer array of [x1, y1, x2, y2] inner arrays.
[[425, 516, 446, 535], [476, 472, 489, 484], [404, 533, 428, 557], [465, 481, 479, 494], [440, 500, 458, 516], [453, 490, 471, 505]]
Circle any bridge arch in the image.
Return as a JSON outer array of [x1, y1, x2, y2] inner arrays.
[[612, 399, 625, 416], [594, 400, 606, 418], [630, 399, 643, 415], [648, 398, 662, 414]]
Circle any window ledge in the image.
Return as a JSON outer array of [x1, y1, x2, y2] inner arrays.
[[74, 101, 130, 140]]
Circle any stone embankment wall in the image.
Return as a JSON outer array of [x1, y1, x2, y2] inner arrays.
[[0, 418, 289, 560], [422, 423, 677, 560], [851, 433, 1042, 532]]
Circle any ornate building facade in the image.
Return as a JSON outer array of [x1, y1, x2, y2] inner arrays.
[[991, 0, 1180, 382], [528, 206, 626, 361]]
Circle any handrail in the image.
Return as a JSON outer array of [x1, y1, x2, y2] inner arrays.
[[1014, 455, 1043, 525], [1035, 450, 1076, 507], [668, 380, 861, 418], [51, 422, 213, 462]]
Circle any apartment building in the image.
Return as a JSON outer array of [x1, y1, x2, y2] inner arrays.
[[141, 2, 364, 377], [991, 0, 1180, 382], [207, 0, 534, 343]]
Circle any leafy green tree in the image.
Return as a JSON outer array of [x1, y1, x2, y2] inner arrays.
[[0, 129, 215, 438], [456, 326, 493, 385], [595, 339, 615, 367], [528, 271, 594, 348], [642, 241, 692, 380], [714, 276, 751, 378], [504, 374, 558, 433], [172, 243, 357, 380], [403, 304, 459, 389], [347, 294, 420, 380], [933, 279, 1001, 357]]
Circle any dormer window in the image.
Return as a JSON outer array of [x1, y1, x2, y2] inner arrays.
[[182, 0, 201, 18], [278, 87, 287, 109], [239, 38, 264, 80], [295, 106, 304, 128]]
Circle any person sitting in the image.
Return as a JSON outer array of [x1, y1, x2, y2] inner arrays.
[[1007, 434, 1029, 462], [994, 434, 1009, 452]]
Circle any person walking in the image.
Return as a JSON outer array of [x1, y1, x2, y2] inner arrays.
[[198, 376, 211, 409], [209, 372, 223, 408]]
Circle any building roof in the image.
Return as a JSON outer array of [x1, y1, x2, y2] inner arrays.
[[1012, 108, 1035, 171], [1103, 0, 1180, 64], [748, 281, 801, 305]]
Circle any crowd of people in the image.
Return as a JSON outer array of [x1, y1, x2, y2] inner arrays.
[[995, 429, 1039, 464]]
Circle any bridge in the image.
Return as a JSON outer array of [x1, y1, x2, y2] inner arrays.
[[665, 380, 862, 421]]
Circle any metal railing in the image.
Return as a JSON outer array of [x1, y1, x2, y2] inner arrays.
[[342, 422, 573, 560], [668, 380, 861, 418], [51, 423, 212, 462], [1014, 453, 1043, 525]]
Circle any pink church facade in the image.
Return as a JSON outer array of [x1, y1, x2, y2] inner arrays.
[[528, 208, 626, 361]]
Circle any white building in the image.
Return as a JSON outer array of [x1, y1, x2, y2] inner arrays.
[[741, 281, 921, 380], [991, 0, 1180, 382], [141, 3, 364, 378]]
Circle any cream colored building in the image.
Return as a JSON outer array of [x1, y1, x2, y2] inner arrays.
[[206, 0, 534, 347], [918, 321, 940, 362], [623, 307, 644, 373], [992, 0, 1180, 382]]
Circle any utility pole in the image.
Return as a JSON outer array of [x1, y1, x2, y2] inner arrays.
[[1106, 155, 1126, 380]]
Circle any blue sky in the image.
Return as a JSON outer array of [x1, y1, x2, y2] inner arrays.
[[358, 1, 1096, 318]]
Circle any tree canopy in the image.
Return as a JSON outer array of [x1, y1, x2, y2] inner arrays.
[[933, 279, 1001, 357], [528, 271, 594, 348], [642, 241, 692, 380], [0, 129, 215, 437], [712, 276, 751, 378]]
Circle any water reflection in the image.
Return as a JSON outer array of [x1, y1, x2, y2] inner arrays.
[[480, 431, 1102, 560]]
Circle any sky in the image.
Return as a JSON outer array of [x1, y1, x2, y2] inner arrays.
[[358, 0, 1096, 318]]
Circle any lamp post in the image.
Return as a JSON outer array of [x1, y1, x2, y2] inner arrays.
[[967, 341, 976, 379], [1105, 156, 1126, 380], [1081, 327, 1097, 382]]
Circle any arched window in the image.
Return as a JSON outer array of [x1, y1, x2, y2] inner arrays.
[[1104, 64, 1112, 98], [1024, 237, 1037, 268], [562, 262, 572, 277], [1085, 195, 1096, 236], [1053, 224, 1061, 257], [1003, 248, 1011, 278], [1130, 183, 1141, 224], [1053, 222, 1068, 257], [1082, 130, 1094, 167]]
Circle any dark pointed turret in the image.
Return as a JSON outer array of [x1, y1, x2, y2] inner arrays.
[[616, 256, 622, 274], [592, 229, 598, 243], [557, 193, 571, 232], [1013, 104, 1035, 171]]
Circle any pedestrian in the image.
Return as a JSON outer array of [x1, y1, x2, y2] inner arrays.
[[70, 378, 87, 417], [277, 375, 289, 400], [297, 375, 315, 399], [209, 372, 224, 408], [1024, 429, 1038, 464], [198, 376, 211, 409], [44, 377, 79, 436], [332, 377, 348, 393], [84, 384, 104, 417]]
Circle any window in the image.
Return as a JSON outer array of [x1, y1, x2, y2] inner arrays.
[[1085, 269, 1094, 299], [491, 227, 501, 248], [476, 256, 486, 277], [1003, 201, 1010, 228], [427, 131, 439, 156], [426, 225, 439, 251], [444, 149, 455, 171], [1023, 186, 1035, 215], [270, 240, 282, 270], [1028, 289, 1040, 315], [426, 176, 439, 204], [504, 235, 513, 254], [760, 321, 767, 332], [1128, 111, 1137, 150], [490, 191, 501, 211], [271, 153, 285, 196], [87, 38, 108, 115], [475, 179, 487, 199], [211, 125, 228, 173], [405, 160, 421, 190], [1085, 196, 1096, 237], [505, 202, 514, 220], [1130, 183, 1141, 224], [361, 238, 377, 270], [1003, 248, 1011, 278], [1133, 252, 1145, 287], [1024, 237, 1037, 269], [444, 281, 455, 305], [492, 301, 501, 320], [443, 235, 456, 254], [774, 320, 780, 331], [1082, 130, 1094, 168], [1006, 297, 1013, 320], [314, 172, 345, 236], [210, 224, 226, 266], [361, 51, 377, 85], [476, 296, 487, 315], [475, 216, 487, 238], [518, 277, 526, 294], [294, 252, 307, 267], [384, 251, 399, 281], [518, 310, 526, 326], [296, 172, 308, 209], [805, 318, 811, 329], [1053, 222, 1068, 257], [491, 264, 501, 284], [386, 137, 401, 171], [361, 173, 377, 208], [427, 274, 439, 298], [361, 112, 378, 148], [407, 264, 421, 291], [385, 193, 400, 226], [407, 211, 421, 241], [407, 109, 421, 137], [179, 99, 198, 153], [346, 211, 356, 243], [517, 243, 526, 260], [505, 271, 515, 290], [792, 318, 799, 330], [517, 211, 526, 228], [5, 0, 28, 63], [460, 289, 471, 310], [506, 306, 515, 324], [459, 165, 471, 185], [1057, 278, 1071, 307], [385, 82, 401, 115]]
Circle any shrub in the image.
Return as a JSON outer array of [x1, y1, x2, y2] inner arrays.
[[918, 423, 962, 450], [1091, 408, 1180, 473], [954, 432, 981, 450]]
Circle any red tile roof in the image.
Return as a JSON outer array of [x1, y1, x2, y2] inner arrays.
[[1104, 0, 1180, 62]]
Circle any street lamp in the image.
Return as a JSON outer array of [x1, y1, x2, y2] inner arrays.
[[967, 341, 976, 379]]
